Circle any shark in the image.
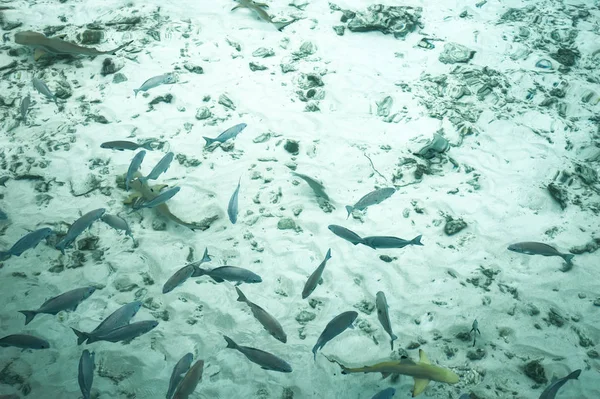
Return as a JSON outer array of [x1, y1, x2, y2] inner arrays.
[[14, 30, 133, 61], [332, 349, 459, 397], [231, 0, 296, 31]]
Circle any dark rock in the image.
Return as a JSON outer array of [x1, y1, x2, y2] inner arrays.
[[523, 360, 547, 384], [345, 4, 422, 39], [284, 140, 299, 154], [184, 64, 204, 74], [249, 62, 268, 71], [444, 217, 467, 235], [101, 58, 121, 76], [79, 29, 103, 45], [549, 48, 580, 67], [547, 183, 568, 209]]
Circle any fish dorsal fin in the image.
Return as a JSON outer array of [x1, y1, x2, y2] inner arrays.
[[380, 372, 391, 379], [34, 48, 46, 61], [412, 378, 430, 397], [418, 349, 430, 364]]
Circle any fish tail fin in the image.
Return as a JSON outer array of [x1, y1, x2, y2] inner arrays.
[[192, 266, 208, 277], [563, 253, 574, 265], [276, 19, 296, 31], [223, 335, 238, 349], [235, 286, 247, 302], [55, 240, 67, 254], [311, 344, 319, 361], [19, 310, 37, 325], [133, 89, 139, 98], [325, 248, 332, 260], [390, 334, 398, 350], [345, 206, 353, 219], [141, 141, 154, 151], [412, 235, 423, 246], [202, 136, 216, 146], [201, 248, 211, 263], [71, 328, 90, 345]]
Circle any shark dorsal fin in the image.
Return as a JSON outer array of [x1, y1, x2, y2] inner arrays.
[[418, 349, 430, 364], [412, 378, 431, 397]]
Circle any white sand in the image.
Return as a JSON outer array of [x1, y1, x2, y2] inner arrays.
[[0, 0, 599, 398]]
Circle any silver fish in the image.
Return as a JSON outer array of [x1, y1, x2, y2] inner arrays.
[[20, 94, 31, 122], [166, 353, 193, 399], [78, 349, 95, 399], [89, 320, 158, 343], [141, 152, 174, 184], [172, 360, 205, 399], [192, 265, 262, 284], [203, 123, 247, 146], [162, 264, 195, 294], [134, 73, 175, 97], [19, 286, 96, 325], [302, 248, 332, 299], [508, 242, 574, 265], [0, 227, 53, 260], [362, 235, 423, 249], [235, 287, 287, 343], [0, 334, 49, 349], [228, 178, 241, 224], [539, 369, 581, 399], [372, 388, 396, 399], [312, 311, 357, 360], [55, 208, 106, 254], [223, 335, 292, 372], [32, 77, 58, 106], [101, 214, 133, 237], [100, 140, 154, 151], [345, 187, 395, 218], [375, 291, 398, 350], [135, 186, 181, 209], [292, 172, 330, 201], [328, 225, 364, 245], [126, 150, 146, 191], [72, 301, 143, 345]]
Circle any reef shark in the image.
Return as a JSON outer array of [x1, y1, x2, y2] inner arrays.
[[332, 349, 459, 397], [231, 0, 296, 31], [14, 31, 133, 61]]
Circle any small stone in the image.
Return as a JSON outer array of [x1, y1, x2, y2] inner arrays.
[[218, 94, 235, 110], [253, 133, 271, 143], [101, 58, 121, 76], [354, 300, 375, 315], [112, 73, 128, 84], [444, 217, 467, 235], [152, 220, 167, 231], [333, 25, 345, 35], [79, 29, 103, 45], [466, 348, 486, 360], [184, 64, 204, 74], [277, 217, 296, 230], [295, 310, 316, 324], [195, 107, 212, 120], [594, 298, 600, 306], [523, 360, 547, 384], [284, 140, 299, 154], [77, 236, 99, 251], [547, 183, 568, 209], [379, 255, 393, 263], [249, 62, 268, 71], [252, 47, 275, 57]]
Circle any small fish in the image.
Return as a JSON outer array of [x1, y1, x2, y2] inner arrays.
[[101, 214, 133, 238], [0, 227, 53, 260], [292, 172, 330, 201], [172, 360, 205, 399], [100, 140, 154, 151], [203, 123, 247, 146], [328, 225, 364, 245], [192, 265, 262, 284], [302, 249, 332, 299], [20, 94, 31, 122], [346, 187, 395, 218], [166, 353, 194, 399], [0, 334, 49, 350], [0, 176, 9, 186], [162, 264, 195, 294], [312, 311, 358, 360], [32, 77, 58, 106], [223, 335, 292, 372], [376, 291, 398, 350], [140, 152, 174, 184], [228, 178, 241, 224], [126, 150, 147, 191], [78, 349, 95, 399], [236, 286, 287, 343], [470, 320, 481, 347], [231, 0, 296, 31], [72, 301, 143, 345], [134, 73, 175, 97], [539, 369, 581, 399], [55, 208, 106, 254], [371, 388, 396, 399], [135, 186, 181, 209], [362, 235, 423, 249], [19, 286, 96, 325], [508, 242, 574, 265], [88, 320, 158, 343]]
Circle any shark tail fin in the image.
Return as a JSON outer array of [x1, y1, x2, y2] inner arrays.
[[223, 335, 238, 349], [19, 310, 37, 325], [71, 328, 90, 345], [563, 253, 574, 265], [345, 205, 353, 219], [235, 286, 247, 302], [411, 235, 423, 246]]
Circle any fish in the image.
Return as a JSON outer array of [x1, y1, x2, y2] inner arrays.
[[231, 0, 297, 31], [78, 349, 95, 399], [192, 265, 262, 284], [166, 353, 194, 399], [20, 94, 31, 122], [312, 311, 358, 360], [0, 394, 20, 399], [163, 264, 195, 294], [337, 349, 460, 397], [0, 209, 6, 220], [126, 150, 146, 191], [135, 186, 181, 209], [203, 123, 247, 146], [223, 335, 292, 372], [539, 369, 581, 399], [140, 152, 175, 184], [14, 30, 132, 61], [0, 176, 9, 186], [328, 225, 365, 245], [55, 208, 106, 254], [0, 334, 50, 349], [371, 388, 396, 399], [87, 320, 158, 344], [235, 286, 287, 343], [507, 242, 574, 265], [71, 301, 143, 345], [134, 73, 175, 97], [302, 248, 332, 299], [376, 291, 398, 350], [19, 286, 96, 325], [292, 172, 330, 201], [228, 177, 241, 224], [100, 140, 154, 151], [32, 77, 58, 106], [361, 235, 423, 249], [101, 214, 133, 238], [470, 320, 480, 347], [458, 395, 470, 399], [345, 187, 395, 218], [172, 360, 205, 399], [0, 227, 53, 260]]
